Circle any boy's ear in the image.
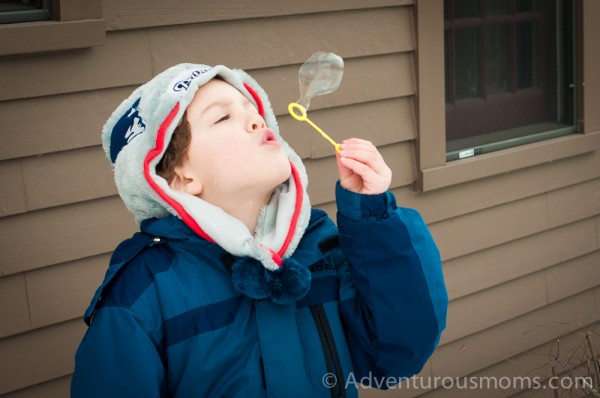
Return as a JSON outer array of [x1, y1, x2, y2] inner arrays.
[[169, 166, 203, 196]]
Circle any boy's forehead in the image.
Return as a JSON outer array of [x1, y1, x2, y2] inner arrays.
[[189, 79, 253, 112]]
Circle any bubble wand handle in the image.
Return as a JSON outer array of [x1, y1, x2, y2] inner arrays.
[[288, 102, 341, 152]]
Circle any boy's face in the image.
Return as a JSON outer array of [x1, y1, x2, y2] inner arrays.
[[171, 79, 292, 202]]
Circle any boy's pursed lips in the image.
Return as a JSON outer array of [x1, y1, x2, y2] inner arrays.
[[260, 129, 280, 146]]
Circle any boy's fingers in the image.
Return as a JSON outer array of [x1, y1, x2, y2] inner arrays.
[[339, 156, 377, 180], [339, 146, 386, 174]]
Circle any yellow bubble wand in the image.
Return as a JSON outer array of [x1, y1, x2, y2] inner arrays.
[[288, 102, 341, 152], [288, 52, 344, 153]]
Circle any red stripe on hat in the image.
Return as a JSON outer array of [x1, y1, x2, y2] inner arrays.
[[243, 83, 265, 117], [143, 102, 216, 244], [277, 162, 304, 262]]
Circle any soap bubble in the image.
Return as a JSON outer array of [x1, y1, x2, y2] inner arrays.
[[297, 52, 344, 110]]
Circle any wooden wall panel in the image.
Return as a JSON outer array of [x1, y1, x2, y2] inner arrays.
[[0, 87, 133, 160], [0, 197, 136, 276], [0, 31, 152, 101], [430, 195, 549, 262], [1, 376, 71, 398], [430, 287, 599, 381], [443, 218, 598, 300], [544, 251, 600, 303], [442, 272, 548, 345], [57, 0, 102, 21], [0, 273, 30, 337], [400, 150, 600, 224], [21, 146, 115, 212], [148, 8, 414, 73], [0, 320, 84, 395], [596, 216, 600, 248], [424, 323, 599, 397], [0, 54, 412, 160], [443, 250, 600, 346], [546, 177, 600, 228], [104, 0, 413, 30], [0, 160, 26, 217], [26, 254, 109, 330]]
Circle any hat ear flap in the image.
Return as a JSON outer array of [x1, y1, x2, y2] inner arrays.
[[243, 83, 265, 118]]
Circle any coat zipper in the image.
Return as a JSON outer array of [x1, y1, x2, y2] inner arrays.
[[259, 356, 267, 389], [310, 304, 345, 398]]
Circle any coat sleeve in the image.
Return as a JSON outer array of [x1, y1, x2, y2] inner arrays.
[[71, 306, 167, 398], [335, 182, 448, 384]]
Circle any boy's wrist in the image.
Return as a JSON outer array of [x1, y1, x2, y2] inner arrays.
[[335, 181, 395, 221]]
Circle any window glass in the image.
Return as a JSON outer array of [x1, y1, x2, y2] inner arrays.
[[454, 0, 480, 18], [516, 20, 539, 89], [485, 24, 511, 95], [455, 28, 481, 100], [485, 0, 510, 16], [444, 0, 576, 160], [0, 0, 51, 24]]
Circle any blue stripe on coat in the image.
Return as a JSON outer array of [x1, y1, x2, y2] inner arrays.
[[297, 275, 339, 308], [162, 296, 244, 347]]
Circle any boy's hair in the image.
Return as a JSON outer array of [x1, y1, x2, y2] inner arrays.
[[156, 76, 226, 183], [156, 114, 191, 183]]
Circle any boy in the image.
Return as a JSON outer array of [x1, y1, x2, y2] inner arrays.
[[72, 63, 448, 397]]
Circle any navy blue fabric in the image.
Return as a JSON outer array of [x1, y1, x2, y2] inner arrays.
[[109, 97, 146, 163], [162, 296, 243, 347], [72, 186, 448, 397]]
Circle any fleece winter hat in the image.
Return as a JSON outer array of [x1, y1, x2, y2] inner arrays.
[[102, 63, 312, 304]]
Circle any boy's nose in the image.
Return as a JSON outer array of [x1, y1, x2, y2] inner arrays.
[[248, 113, 266, 132]]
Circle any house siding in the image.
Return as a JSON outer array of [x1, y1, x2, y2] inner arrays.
[[0, 1, 598, 397]]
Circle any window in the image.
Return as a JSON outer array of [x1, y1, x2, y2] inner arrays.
[[0, 0, 52, 24], [444, 0, 577, 161]]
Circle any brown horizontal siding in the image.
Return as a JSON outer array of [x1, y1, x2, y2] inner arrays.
[[0, 8, 413, 102], [423, 323, 599, 398], [1, 376, 71, 398], [401, 149, 600, 224], [443, 218, 598, 300], [0, 87, 133, 161], [443, 251, 600, 345], [103, 0, 413, 30], [0, 197, 137, 276], [0, 53, 413, 161], [0, 31, 153, 102], [0, 273, 29, 337], [430, 287, 600, 383], [0, 254, 109, 339], [430, 177, 600, 262], [0, 319, 85, 395], [0, 1, 599, 397], [26, 254, 109, 330]]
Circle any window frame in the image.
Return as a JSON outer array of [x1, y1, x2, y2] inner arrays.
[[0, 0, 104, 56], [415, 0, 599, 192]]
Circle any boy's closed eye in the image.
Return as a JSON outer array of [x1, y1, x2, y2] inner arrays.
[[215, 114, 230, 124]]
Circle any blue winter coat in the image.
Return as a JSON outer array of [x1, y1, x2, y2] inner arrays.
[[72, 185, 448, 397]]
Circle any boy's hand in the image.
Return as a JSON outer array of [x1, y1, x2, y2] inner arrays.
[[336, 138, 392, 195]]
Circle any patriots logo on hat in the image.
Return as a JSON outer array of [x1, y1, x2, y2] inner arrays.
[[109, 97, 146, 163]]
